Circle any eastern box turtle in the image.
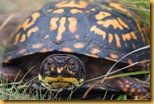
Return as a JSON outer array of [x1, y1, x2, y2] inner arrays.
[[0, 0, 150, 99]]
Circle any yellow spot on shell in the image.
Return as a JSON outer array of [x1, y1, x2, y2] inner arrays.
[[132, 43, 136, 49], [122, 33, 131, 41], [114, 34, 121, 48], [97, 19, 124, 30], [50, 17, 59, 31], [108, 33, 113, 44], [122, 32, 137, 42], [68, 17, 77, 33], [90, 48, 100, 54], [55, 0, 88, 9], [44, 34, 49, 39], [85, 54, 99, 58], [110, 53, 119, 59], [62, 47, 74, 53], [27, 26, 39, 37], [117, 17, 130, 29], [32, 43, 43, 49], [90, 25, 106, 40], [91, 8, 96, 12], [46, 9, 53, 13], [19, 49, 26, 54], [127, 58, 133, 64], [75, 34, 80, 39], [14, 33, 20, 45], [95, 11, 111, 20], [130, 32, 137, 40], [70, 9, 83, 14], [21, 12, 40, 31], [20, 34, 26, 43], [53, 9, 64, 14], [73, 43, 84, 48], [56, 17, 66, 41], [5, 56, 12, 62], [40, 48, 50, 53]]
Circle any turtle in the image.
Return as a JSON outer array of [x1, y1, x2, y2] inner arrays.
[[0, 0, 150, 100]]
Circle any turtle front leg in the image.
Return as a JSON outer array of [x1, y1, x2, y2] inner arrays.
[[0, 66, 23, 82], [103, 75, 149, 99]]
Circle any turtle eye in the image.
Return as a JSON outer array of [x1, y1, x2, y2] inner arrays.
[[68, 60, 77, 69], [46, 59, 55, 68]]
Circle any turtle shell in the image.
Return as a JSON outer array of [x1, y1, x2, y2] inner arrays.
[[3, 0, 150, 66]]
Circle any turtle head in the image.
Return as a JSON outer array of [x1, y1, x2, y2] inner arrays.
[[39, 54, 85, 91]]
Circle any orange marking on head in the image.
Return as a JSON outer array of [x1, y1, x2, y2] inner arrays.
[[19, 49, 26, 54], [114, 34, 121, 48], [90, 25, 106, 40], [32, 43, 43, 49], [90, 48, 100, 54], [130, 88, 136, 93], [20, 34, 26, 43], [68, 17, 77, 33], [95, 11, 111, 20], [21, 12, 40, 31], [97, 19, 124, 30], [44, 34, 49, 39], [108, 33, 113, 44], [55, 0, 88, 9], [27, 26, 39, 37], [128, 58, 133, 64], [56, 17, 66, 41], [62, 47, 74, 53], [117, 17, 130, 29], [50, 17, 59, 31], [46, 9, 53, 13], [70, 9, 83, 14], [14, 33, 20, 45], [109, 3, 128, 13], [110, 53, 119, 59], [53, 9, 64, 14], [57, 67, 64, 73], [75, 34, 80, 39], [130, 31, 137, 40], [73, 42, 84, 49]]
